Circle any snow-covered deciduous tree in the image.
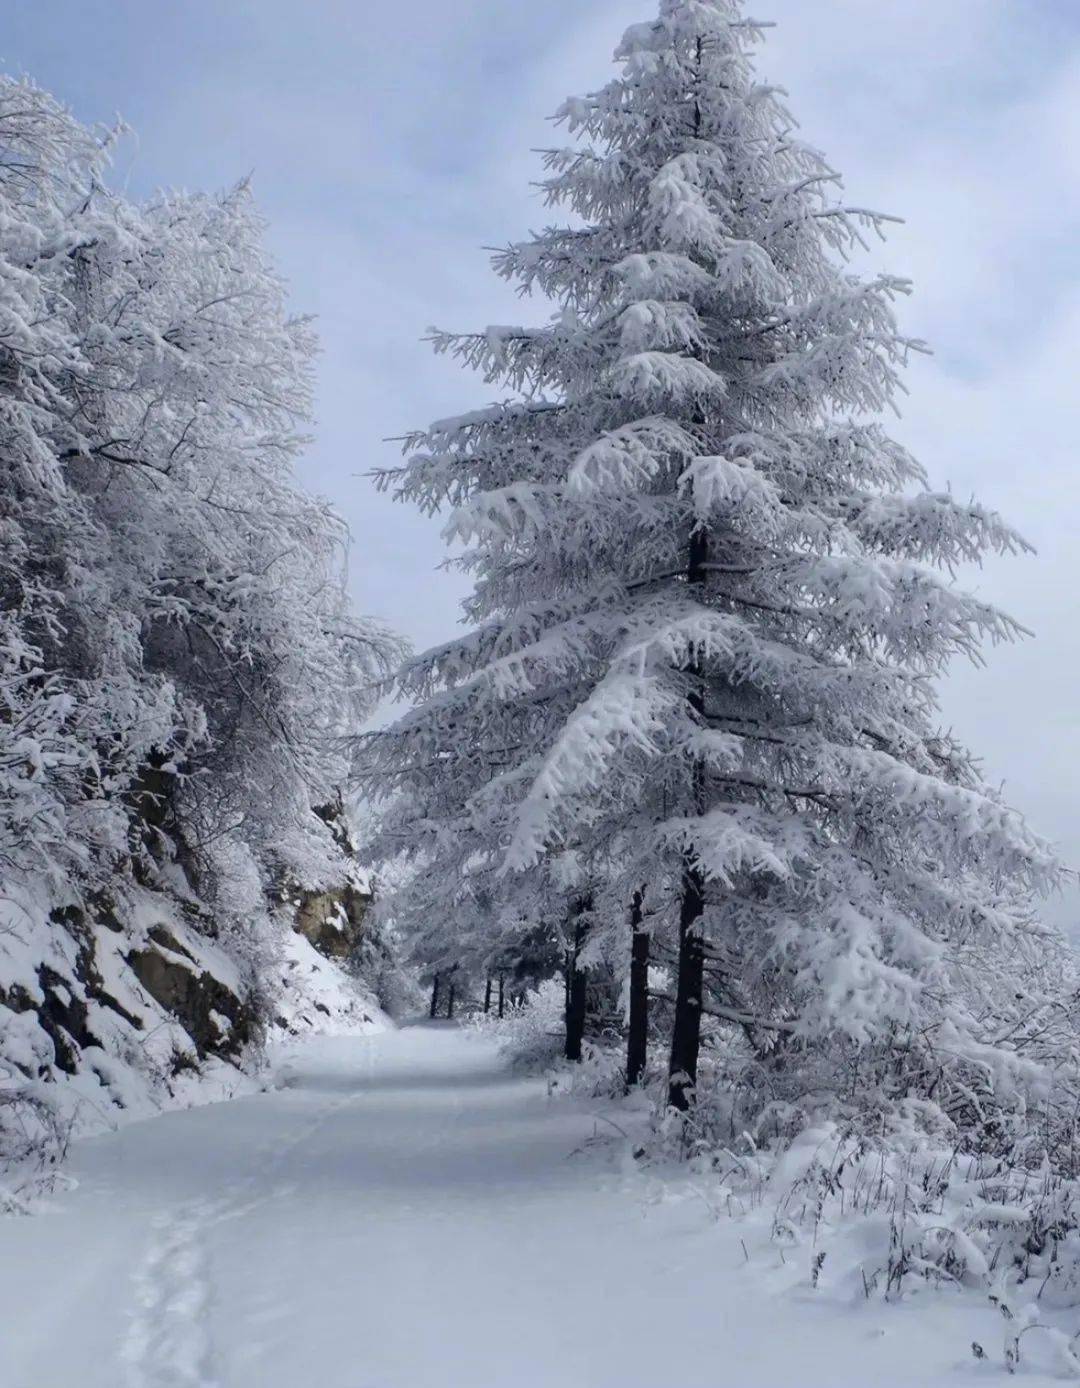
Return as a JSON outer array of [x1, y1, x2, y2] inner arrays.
[[0, 74, 404, 1140], [0, 76, 401, 908], [368, 0, 1064, 1134]]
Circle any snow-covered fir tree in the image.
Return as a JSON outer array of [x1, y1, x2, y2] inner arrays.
[[367, 0, 1067, 1135]]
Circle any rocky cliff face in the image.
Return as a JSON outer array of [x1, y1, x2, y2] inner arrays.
[[0, 863, 387, 1173], [127, 922, 257, 1062]]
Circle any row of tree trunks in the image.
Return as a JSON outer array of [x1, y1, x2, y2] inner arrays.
[[559, 881, 704, 1110], [432, 970, 513, 1022], [560, 889, 652, 1093], [482, 974, 506, 1018], [428, 969, 457, 1020], [559, 862, 704, 1112]]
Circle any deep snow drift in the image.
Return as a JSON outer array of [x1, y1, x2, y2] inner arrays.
[[0, 1026, 1065, 1387]]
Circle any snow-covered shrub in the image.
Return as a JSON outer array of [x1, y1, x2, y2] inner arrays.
[[469, 979, 630, 1099], [666, 1113, 1080, 1360], [554, 1041, 631, 1102], [0, 1083, 73, 1210], [350, 915, 423, 1022], [469, 979, 566, 1071]]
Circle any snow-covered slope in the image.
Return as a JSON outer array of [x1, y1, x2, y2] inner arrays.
[[0, 873, 389, 1179], [269, 927, 388, 1038]]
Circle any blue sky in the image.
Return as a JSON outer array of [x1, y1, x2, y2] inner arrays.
[[8, 0, 1080, 917]]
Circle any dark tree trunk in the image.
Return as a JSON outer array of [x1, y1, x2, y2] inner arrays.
[[564, 900, 590, 1062], [484, 976, 492, 1014], [429, 973, 440, 1020], [668, 861, 706, 1110], [668, 518, 708, 1112], [626, 889, 649, 1091], [566, 966, 587, 1062], [447, 982, 456, 1020], [498, 973, 505, 1019]]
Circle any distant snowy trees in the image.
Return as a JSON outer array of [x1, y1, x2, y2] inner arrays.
[[0, 76, 400, 921], [365, 0, 1067, 1136]]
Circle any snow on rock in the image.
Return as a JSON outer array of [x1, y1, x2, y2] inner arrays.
[[0, 871, 389, 1197]]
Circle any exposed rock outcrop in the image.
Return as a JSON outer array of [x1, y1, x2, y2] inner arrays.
[[127, 923, 255, 1061], [283, 801, 374, 965], [0, 806, 389, 1167], [291, 880, 371, 960]]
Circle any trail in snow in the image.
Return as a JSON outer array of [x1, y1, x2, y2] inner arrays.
[[0, 1026, 1064, 1387]]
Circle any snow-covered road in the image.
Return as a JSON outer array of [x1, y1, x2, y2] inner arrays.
[[0, 1025, 1063, 1386]]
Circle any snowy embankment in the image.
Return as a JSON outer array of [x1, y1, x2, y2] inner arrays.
[[0, 877, 389, 1213], [0, 1025, 1069, 1386]]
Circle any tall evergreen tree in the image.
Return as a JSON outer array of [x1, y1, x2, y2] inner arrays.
[[369, 0, 1058, 1124]]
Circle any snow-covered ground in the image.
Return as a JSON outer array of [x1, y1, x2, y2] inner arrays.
[[0, 1026, 1064, 1387]]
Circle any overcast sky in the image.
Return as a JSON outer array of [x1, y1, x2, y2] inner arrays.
[[7, 0, 1080, 919]]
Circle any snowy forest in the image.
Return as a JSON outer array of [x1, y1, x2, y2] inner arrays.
[[4, 2, 1080, 1385]]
